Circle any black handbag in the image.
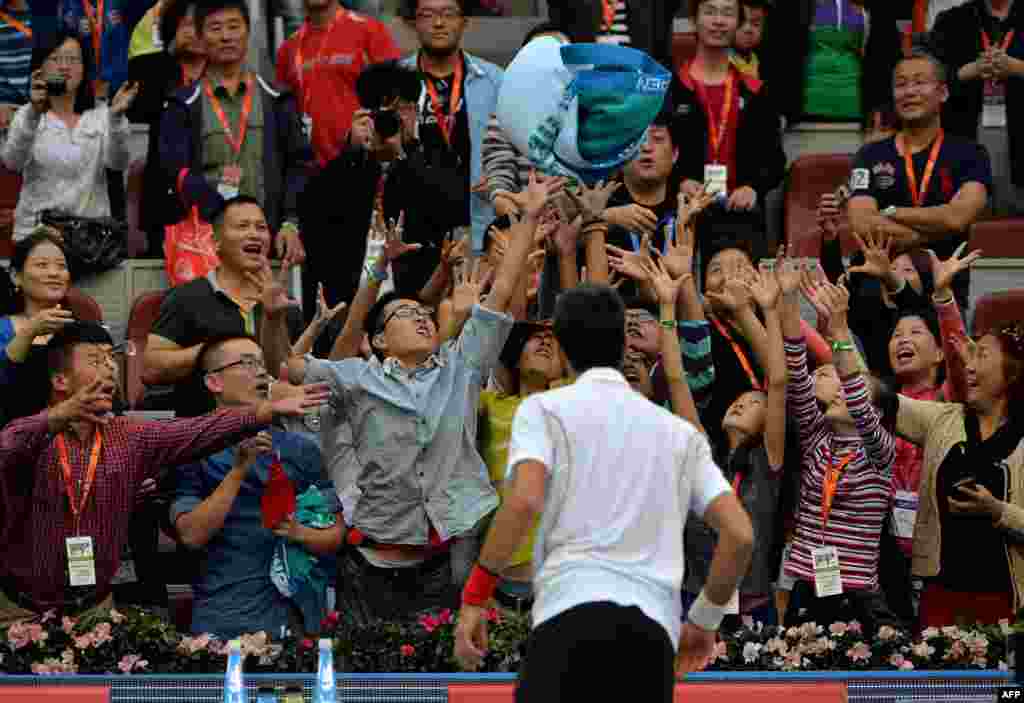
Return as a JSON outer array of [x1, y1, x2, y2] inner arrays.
[[39, 210, 127, 279]]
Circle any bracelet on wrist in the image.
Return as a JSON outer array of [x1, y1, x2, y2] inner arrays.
[[687, 589, 726, 632], [831, 339, 856, 353], [364, 264, 389, 286], [461, 563, 500, 607], [932, 291, 954, 305], [659, 319, 677, 329]]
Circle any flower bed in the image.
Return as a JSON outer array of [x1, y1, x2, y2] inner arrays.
[[0, 607, 1013, 674]]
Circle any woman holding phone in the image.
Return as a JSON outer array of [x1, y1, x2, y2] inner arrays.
[[884, 300, 1024, 626], [0, 32, 137, 241]]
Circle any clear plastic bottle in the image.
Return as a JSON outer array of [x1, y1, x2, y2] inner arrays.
[[223, 639, 245, 703], [313, 638, 336, 703]]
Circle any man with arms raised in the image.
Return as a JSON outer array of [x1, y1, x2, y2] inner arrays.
[[847, 49, 991, 310], [453, 283, 754, 702]]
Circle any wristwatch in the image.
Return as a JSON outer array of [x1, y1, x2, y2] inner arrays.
[[881, 205, 897, 217]]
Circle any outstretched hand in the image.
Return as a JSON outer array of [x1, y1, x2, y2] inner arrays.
[[928, 242, 982, 297], [565, 179, 621, 225], [371, 211, 421, 261]]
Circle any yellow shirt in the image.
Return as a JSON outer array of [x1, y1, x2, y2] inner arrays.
[[479, 390, 537, 567]]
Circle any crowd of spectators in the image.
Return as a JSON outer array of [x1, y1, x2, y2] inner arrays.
[[0, 0, 1021, 656]]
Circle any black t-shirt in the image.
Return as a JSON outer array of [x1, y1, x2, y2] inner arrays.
[[849, 133, 992, 304], [147, 274, 302, 417], [604, 185, 676, 300], [416, 61, 472, 226]]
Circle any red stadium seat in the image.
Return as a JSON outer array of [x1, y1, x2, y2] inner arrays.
[[0, 164, 22, 259], [969, 217, 1024, 258], [972, 289, 1024, 336], [783, 154, 854, 258], [125, 290, 167, 408], [65, 287, 103, 322]]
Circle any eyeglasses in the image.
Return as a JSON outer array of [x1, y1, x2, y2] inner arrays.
[[378, 304, 435, 333], [82, 341, 136, 369], [47, 54, 83, 66], [415, 9, 463, 22], [893, 79, 939, 94], [205, 356, 267, 375]]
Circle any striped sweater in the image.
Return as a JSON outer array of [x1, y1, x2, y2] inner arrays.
[[783, 337, 895, 592], [0, 8, 31, 105], [482, 114, 533, 202]]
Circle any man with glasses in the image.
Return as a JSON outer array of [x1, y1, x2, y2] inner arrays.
[[847, 49, 991, 310], [393, 0, 502, 286], [171, 334, 342, 639], [0, 321, 327, 625], [278, 172, 563, 625]]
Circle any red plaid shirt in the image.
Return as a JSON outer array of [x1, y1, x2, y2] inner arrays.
[[0, 409, 264, 611]]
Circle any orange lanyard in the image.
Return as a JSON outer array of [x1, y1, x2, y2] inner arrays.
[[180, 59, 205, 86], [203, 75, 254, 157], [81, 0, 103, 73], [55, 429, 103, 535], [601, 0, 615, 31], [896, 129, 944, 208], [981, 28, 1015, 52], [420, 54, 463, 146], [687, 64, 736, 164], [820, 447, 856, 533], [710, 314, 761, 390], [294, 8, 341, 114], [0, 9, 31, 38]]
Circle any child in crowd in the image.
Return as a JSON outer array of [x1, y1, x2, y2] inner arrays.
[[731, 0, 768, 78]]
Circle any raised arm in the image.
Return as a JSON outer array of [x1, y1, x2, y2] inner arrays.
[[1, 102, 41, 171], [745, 269, 787, 470], [929, 246, 979, 403]]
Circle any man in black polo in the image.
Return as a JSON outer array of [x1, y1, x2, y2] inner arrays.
[[848, 49, 991, 310], [143, 196, 302, 417]]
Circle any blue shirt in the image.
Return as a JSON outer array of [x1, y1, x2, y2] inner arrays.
[[305, 303, 513, 545], [56, 0, 130, 93], [0, 8, 32, 105], [170, 428, 339, 640]]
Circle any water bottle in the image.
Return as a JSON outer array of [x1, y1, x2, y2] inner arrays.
[[223, 639, 245, 703], [313, 638, 336, 703]]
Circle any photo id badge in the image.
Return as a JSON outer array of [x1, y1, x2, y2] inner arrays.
[[811, 545, 843, 598], [891, 489, 918, 540], [983, 80, 1008, 128], [704, 163, 728, 196], [217, 164, 242, 200], [66, 536, 97, 587], [301, 113, 313, 140]]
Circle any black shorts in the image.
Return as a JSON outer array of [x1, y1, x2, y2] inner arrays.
[[516, 601, 675, 703]]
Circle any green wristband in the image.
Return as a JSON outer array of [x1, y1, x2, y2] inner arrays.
[[660, 320, 677, 329], [831, 340, 856, 353]]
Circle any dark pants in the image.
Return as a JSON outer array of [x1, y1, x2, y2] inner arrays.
[[516, 602, 675, 703], [784, 580, 902, 637], [335, 546, 456, 627]]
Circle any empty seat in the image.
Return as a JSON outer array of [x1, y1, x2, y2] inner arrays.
[[125, 290, 167, 408], [783, 153, 854, 258], [972, 289, 1024, 336], [970, 218, 1024, 258]]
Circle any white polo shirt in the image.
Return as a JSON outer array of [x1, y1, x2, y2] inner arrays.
[[507, 367, 730, 649]]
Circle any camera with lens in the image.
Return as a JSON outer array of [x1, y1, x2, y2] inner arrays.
[[356, 61, 421, 143], [45, 75, 67, 96]]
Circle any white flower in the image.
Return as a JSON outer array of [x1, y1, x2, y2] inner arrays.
[[742, 641, 763, 664]]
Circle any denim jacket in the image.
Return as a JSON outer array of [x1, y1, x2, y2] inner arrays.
[[399, 50, 502, 252]]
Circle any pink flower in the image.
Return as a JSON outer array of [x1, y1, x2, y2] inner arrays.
[[27, 623, 47, 644], [400, 644, 415, 657], [889, 653, 907, 668], [62, 617, 76, 635], [911, 642, 935, 659], [73, 634, 94, 650], [828, 622, 848, 636], [847, 620, 863, 635], [438, 608, 453, 625], [108, 609, 126, 624], [91, 622, 112, 646], [921, 627, 940, 640], [41, 610, 56, 623], [969, 635, 989, 657], [941, 625, 961, 639], [118, 654, 143, 673], [877, 625, 897, 641], [419, 614, 439, 633], [7, 623, 31, 650], [321, 611, 341, 629], [179, 634, 212, 655], [485, 608, 502, 623], [713, 639, 729, 661], [946, 640, 967, 660], [783, 649, 806, 670], [846, 641, 871, 663], [301, 638, 315, 649]]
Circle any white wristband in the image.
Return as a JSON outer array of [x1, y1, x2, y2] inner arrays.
[[687, 589, 726, 632]]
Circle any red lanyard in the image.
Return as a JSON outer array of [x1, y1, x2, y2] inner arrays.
[[180, 59, 206, 87], [710, 314, 761, 390], [820, 445, 856, 533], [81, 0, 103, 74], [55, 429, 103, 535], [203, 75, 254, 157], [981, 28, 1015, 52], [732, 472, 744, 495], [896, 129, 944, 208], [685, 63, 736, 164], [601, 0, 615, 30], [294, 8, 341, 114], [0, 9, 31, 38], [420, 53, 463, 146]]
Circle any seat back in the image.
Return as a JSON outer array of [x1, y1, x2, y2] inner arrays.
[[972, 290, 1024, 336], [783, 153, 853, 258], [125, 290, 167, 408], [65, 287, 103, 322], [970, 218, 1024, 258], [0, 165, 22, 259]]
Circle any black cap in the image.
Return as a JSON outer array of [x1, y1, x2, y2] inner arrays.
[[500, 320, 552, 370]]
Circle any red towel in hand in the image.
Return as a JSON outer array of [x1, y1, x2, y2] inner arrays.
[[261, 456, 296, 529]]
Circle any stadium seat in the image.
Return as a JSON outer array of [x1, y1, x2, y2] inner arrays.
[[671, 32, 698, 68], [0, 165, 22, 259], [972, 289, 1024, 336], [783, 153, 854, 258], [65, 287, 103, 322], [969, 217, 1024, 258], [125, 290, 167, 408], [125, 157, 148, 257]]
